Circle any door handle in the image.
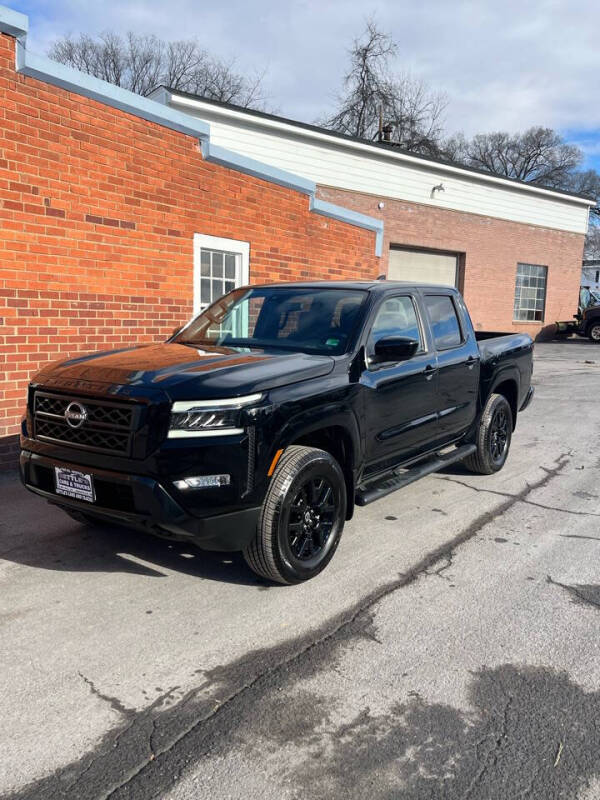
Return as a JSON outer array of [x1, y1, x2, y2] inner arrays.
[[424, 364, 437, 381], [466, 355, 479, 370]]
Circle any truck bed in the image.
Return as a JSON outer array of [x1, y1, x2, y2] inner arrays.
[[475, 330, 534, 414]]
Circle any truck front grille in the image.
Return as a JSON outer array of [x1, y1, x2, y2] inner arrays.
[[33, 391, 137, 456]]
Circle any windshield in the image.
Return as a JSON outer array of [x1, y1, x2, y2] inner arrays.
[[174, 286, 368, 356], [580, 287, 600, 310]]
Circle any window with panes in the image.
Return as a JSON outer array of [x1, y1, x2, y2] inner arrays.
[[199, 248, 241, 311], [513, 263, 547, 322]]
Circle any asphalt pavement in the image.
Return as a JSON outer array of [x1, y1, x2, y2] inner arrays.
[[1, 339, 599, 800]]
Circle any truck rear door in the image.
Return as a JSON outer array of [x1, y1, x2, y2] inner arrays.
[[421, 292, 480, 440]]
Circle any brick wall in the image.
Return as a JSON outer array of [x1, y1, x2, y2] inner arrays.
[[0, 32, 379, 469], [317, 187, 586, 335]]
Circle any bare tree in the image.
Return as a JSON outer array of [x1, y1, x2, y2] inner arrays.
[[48, 31, 267, 108], [320, 20, 446, 156], [564, 169, 600, 222], [444, 127, 600, 224], [585, 225, 600, 259], [444, 127, 581, 187]]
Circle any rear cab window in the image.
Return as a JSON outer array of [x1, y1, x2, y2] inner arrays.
[[423, 295, 463, 350]]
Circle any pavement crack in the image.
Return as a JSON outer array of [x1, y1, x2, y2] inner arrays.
[[438, 473, 600, 518], [560, 534, 600, 542], [78, 672, 134, 717], [12, 452, 571, 800], [546, 575, 600, 611], [425, 552, 454, 581], [102, 453, 571, 799], [59, 685, 181, 800], [149, 718, 159, 760], [464, 691, 512, 799]]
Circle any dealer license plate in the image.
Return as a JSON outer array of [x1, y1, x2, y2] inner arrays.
[[54, 467, 95, 503]]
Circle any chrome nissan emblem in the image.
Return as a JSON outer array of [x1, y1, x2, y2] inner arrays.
[[64, 401, 88, 429]]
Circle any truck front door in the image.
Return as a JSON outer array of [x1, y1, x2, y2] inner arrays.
[[361, 294, 442, 474]]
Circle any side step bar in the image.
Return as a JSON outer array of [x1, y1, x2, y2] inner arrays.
[[355, 443, 477, 506]]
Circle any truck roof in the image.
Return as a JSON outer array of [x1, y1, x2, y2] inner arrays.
[[248, 280, 458, 293]]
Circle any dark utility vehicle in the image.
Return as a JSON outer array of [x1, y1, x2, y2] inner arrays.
[[577, 288, 600, 342], [556, 287, 600, 342], [20, 282, 534, 584]]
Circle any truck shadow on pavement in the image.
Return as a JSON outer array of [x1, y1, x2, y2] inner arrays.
[[0, 481, 258, 586]]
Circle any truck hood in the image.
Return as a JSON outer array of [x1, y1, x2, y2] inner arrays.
[[31, 343, 336, 400]]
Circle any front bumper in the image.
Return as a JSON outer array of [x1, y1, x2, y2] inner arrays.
[[19, 450, 260, 551]]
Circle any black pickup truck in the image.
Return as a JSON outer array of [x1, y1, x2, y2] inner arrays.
[[20, 281, 534, 584]]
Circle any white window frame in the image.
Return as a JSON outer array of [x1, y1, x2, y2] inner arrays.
[[193, 233, 250, 315]]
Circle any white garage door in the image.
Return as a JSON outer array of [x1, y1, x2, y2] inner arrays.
[[388, 248, 458, 286]]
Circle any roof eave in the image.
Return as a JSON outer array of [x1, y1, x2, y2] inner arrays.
[[161, 86, 595, 207]]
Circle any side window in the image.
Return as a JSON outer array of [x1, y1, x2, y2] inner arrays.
[[369, 296, 422, 354], [424, 295, 463, 349]]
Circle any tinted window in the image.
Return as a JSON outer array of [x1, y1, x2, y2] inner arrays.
[[424, 295, 462, 349], [369, 296, 421, 352]]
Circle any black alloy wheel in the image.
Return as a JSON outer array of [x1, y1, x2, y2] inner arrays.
[[464, 392, 513, 475], [244, 445, 347, 584], [287, 477, 336, 564], [489, 405, 509, 465]]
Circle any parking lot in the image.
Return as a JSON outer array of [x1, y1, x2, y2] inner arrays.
[[1, 339, 599, 800]]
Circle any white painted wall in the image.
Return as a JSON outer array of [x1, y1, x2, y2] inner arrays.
[[167, 93, 591, 236], [582, 266, 600, 290]]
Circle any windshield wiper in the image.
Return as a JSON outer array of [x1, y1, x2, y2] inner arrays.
[[174, 340, 203, 348]]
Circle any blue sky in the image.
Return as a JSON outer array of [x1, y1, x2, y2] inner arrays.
[[566, 131, 600, 172], [9, 0, 600, 169]]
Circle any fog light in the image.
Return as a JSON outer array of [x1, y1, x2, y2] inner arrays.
[[174, 475, 231, 490]]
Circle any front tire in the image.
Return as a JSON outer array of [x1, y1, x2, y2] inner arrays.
[[244, 446, 347, 585], [464, 393, 513, 475]]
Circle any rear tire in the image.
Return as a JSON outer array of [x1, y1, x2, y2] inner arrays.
[[243, 446, 346, 585], [464, 393, 513, 475], [587, 321, 600, 343]]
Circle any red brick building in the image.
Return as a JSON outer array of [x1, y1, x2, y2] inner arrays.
[[318, 186, 587, 335], [0, 6, 593, 468], [0, 7, 381, 468]]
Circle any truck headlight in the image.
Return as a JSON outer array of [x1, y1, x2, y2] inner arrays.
[[168, 393, 263, 438]]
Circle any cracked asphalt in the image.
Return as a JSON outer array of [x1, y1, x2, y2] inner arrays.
[[1, 339, 599, 799]]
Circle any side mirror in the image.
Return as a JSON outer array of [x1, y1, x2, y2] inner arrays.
[[372, 336, 419, 365]]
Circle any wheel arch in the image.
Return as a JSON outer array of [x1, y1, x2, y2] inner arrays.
[[489, 375, 519, 430], [288, 423, 358, 521], [586, 316, 600, 338]]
